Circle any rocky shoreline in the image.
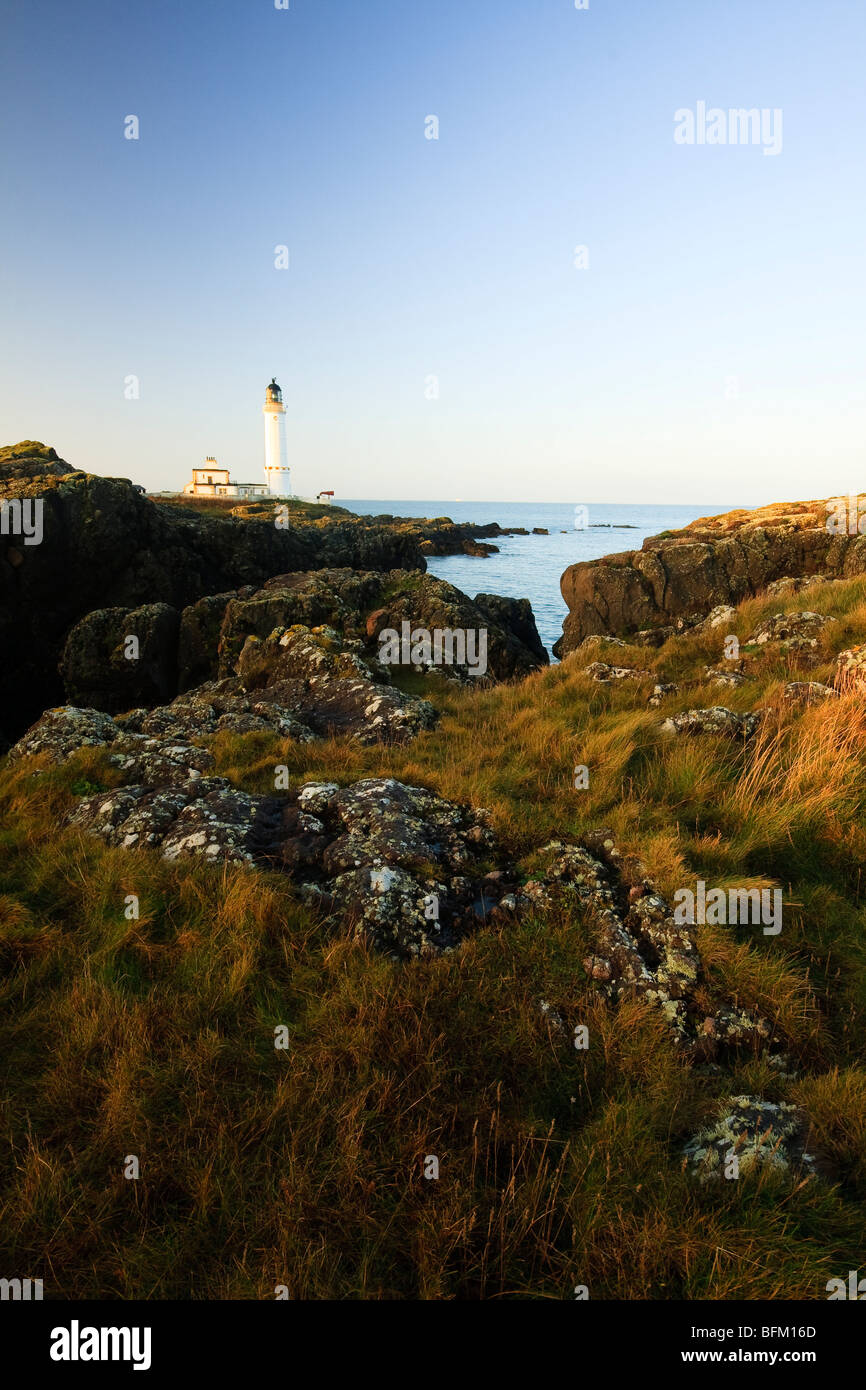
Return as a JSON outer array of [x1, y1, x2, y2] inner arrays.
[[0, 443, 548, 744], [5, 446, 866, 1195], [555, 495, 866, 655]]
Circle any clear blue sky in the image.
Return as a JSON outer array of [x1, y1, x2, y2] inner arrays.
[[1, 0, 863, 503]]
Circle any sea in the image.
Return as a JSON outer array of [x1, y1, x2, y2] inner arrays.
[[340, 500, 737, 657]]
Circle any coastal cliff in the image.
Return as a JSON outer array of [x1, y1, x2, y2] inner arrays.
[[555, 495, 866, 655], [0, 443, 546, 740]]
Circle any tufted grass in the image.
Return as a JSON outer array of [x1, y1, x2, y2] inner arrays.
[[2, 576, 866, 1298]]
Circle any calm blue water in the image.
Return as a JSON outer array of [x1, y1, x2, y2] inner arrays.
[[340, 500, 738, 656]]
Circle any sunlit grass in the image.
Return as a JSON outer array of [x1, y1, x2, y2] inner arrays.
[[2, 575, 866, 1297]]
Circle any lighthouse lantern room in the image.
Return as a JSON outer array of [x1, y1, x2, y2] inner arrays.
[[263, 378, 291, 497]]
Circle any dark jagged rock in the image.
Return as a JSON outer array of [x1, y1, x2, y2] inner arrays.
[[472, 593, 548, 667], [177, 590, 252, 692], [59, 604, 180, 711]]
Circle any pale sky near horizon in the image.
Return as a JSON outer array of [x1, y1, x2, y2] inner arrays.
[[1, 0, 864, 504]]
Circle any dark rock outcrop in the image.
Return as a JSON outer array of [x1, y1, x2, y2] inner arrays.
[[59, 604, 180, 711], [0, 446, 427, 738], [472, 593, 548, 667], [555, 496, 866, 656], [219, 569, 547, 688]]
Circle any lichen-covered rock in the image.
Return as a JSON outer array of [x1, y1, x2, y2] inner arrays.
[[697, 604, 738, 631], [6, 706, 121, 761], [583, 662, 652, 683], [746, 611, 836, 649], [7, 693, 316, 774], [572, 635, 630, 655], [660, 707, 762, 739], [67, 778, 268, 862], [648, 682, 679, 707], [704, 665, 750, 688], [682, 1096, 822, 1182], [836, 643, 866, 690], [765, 574, 831, 597], [530, 834, 769, 1056], [221, 568, 547, 686], [783, 681, 838, 704], [236, 624, 437, 744], [66, 773, 510, 958], [118, 682, 317, 743]]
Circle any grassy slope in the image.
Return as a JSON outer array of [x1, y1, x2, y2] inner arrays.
[[2, 580, 866, 1299]]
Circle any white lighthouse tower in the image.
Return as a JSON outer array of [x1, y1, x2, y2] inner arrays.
[[263, 377, 291, 497]]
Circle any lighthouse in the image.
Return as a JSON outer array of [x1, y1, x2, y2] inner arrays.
[[263, 378, 291, 497]]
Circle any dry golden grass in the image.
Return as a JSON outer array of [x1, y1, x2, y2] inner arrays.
[[2, 576, 866, 1298]]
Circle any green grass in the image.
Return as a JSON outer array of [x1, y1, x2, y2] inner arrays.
[[152, 494, 353, 522], [2, 578, 866, 1298]]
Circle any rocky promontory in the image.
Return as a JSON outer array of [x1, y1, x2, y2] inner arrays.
[[555, 494, 866, 655]]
